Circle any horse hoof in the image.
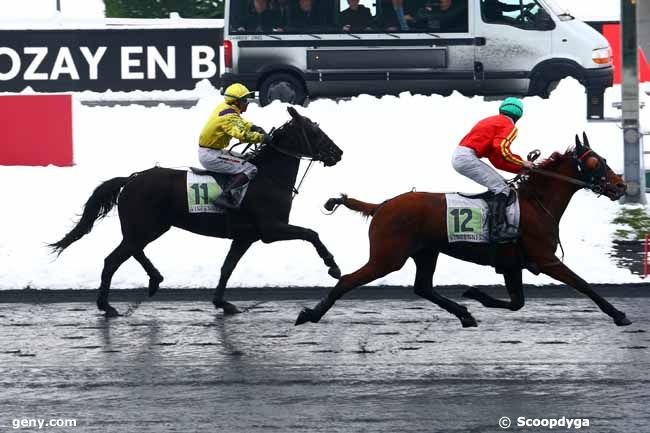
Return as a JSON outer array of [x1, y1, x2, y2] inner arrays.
[[460, 314, 478, 328], [323, 197, 339, 211], [328, 265, 341, 279], [104, 306, 120, 319], [295, 307, 319, 326], [148, 275, 164, 297], [222, 302, 243, 316], [213, 299, 243, 315], [462, 288, 479, 300], [614, 315, 632, 326]]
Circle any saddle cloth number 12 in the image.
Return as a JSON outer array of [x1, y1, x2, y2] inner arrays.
[[447, 207, 483, 241]]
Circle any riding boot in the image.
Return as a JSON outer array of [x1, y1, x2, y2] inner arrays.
[[213, 173, 249, 209], [489, 192, 509, 241]]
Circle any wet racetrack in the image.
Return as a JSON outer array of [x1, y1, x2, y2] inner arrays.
[[0, 288, 649, 433]]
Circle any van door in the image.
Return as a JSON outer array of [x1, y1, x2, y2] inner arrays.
[[474, 0, 554, 95]]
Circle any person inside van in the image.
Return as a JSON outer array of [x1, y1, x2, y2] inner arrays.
[[315, 0, 338, 28], [407, 0, 427, 11], [482, 0, 526, 23], [340, 0, 375, 32], [415, 0, 467, 31], [241, 0, 276, 33], [271, 0, 292, 30], [378, 0, 415, 32], [291, 0, 323, 29], [415, 0, 442, 30]]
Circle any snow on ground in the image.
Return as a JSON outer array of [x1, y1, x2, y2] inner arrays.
[[0, 79, 649, 290], [0, 0, 105, 19]]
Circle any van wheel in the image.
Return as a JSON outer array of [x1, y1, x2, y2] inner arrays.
[[259, 73, 306, 106], [530, 77, 563, 98], [545, 80, 560, 96]]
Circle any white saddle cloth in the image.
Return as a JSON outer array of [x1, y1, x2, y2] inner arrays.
[[445, 193, 520, 243]]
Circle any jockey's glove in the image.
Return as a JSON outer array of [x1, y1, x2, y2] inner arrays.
[[251, 125, 266, 134], [262, 134, 273, 145]]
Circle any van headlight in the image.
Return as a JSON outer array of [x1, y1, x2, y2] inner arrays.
[[592, 47, 612, 65]]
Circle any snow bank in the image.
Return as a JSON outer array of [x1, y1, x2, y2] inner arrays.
[[0, 79, 649, 290], [0, 0, 105, 20]]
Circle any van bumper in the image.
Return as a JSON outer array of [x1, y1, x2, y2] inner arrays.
[[582, 66, 614, 89]]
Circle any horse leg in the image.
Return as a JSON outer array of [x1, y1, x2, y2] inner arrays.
[[540, 260, 631, 326], [295, 236, 409, 325], [97, 240, 134, 318], [462, 268, 525, 311], [213, 239, 254, 315], [294, 262, 395, 325], [258, 222, 341, 279], [133, 250, 164, 297], [412, 250, 478, 328]]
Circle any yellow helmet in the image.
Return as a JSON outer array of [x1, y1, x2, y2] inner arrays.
[[224, 83, 254, 104]]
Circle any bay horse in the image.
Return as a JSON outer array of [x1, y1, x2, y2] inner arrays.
[[296, 133, 631, 328], [50, 107, 343, 318]]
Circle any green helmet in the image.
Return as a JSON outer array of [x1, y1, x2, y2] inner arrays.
[[499, 97, 524, 120]]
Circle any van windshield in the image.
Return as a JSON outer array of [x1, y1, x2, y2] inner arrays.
[[480, 0, 554, 30], [540, 0, 573, 20], [228, 0, 469, 35]]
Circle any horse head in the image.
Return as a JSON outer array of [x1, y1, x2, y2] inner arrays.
[[271, 106, 343, 167], [573, 132, 626, 200]]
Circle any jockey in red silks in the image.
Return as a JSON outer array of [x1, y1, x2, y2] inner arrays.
[[451, 97, 533, 235]]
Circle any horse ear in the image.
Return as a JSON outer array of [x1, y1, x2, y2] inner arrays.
[[287, 106, 302, 121], [575, 134, 583, 150], [582, 132, 591, 148]]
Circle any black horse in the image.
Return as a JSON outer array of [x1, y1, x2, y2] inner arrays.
[[50, 107, 343, 317]]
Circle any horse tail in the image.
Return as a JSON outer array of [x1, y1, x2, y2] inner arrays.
[[324, 194, 380, 217], [49, 175, 134, 256]]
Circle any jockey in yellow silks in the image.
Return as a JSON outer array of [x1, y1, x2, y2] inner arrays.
[[198, 83, 271, 208]]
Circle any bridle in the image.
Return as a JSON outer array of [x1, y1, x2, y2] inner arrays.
[[573, 148, 609, 195], [510, 148, 615, 266], [269, 119, 332, 162], [517, 149, 612, 196], [237, 119, 334, 198]]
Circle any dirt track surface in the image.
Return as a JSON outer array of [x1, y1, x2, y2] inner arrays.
[[0, 291, 649, 432]]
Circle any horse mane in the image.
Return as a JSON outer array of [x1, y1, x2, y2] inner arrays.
[[516, 147, 574, 195], [535, 147, 574, 169]]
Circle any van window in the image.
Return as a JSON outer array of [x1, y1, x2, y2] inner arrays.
[[480, 0, 554, 30], [339, 0, 377, 33], [376, 0, 468, 33], [229, 0, 468, 35], [229, 0, 339, 34]]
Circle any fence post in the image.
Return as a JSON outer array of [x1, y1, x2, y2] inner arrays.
[[643, 234, 650, 278]]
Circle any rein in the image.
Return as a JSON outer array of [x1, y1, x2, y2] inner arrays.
[[530, 190, 566, 262], [256, 120, 326, 199], [509, 151, 594, 267], [528, 167, 594, 189]]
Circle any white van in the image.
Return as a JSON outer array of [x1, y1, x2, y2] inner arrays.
[[221, 0, 613, 107]]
